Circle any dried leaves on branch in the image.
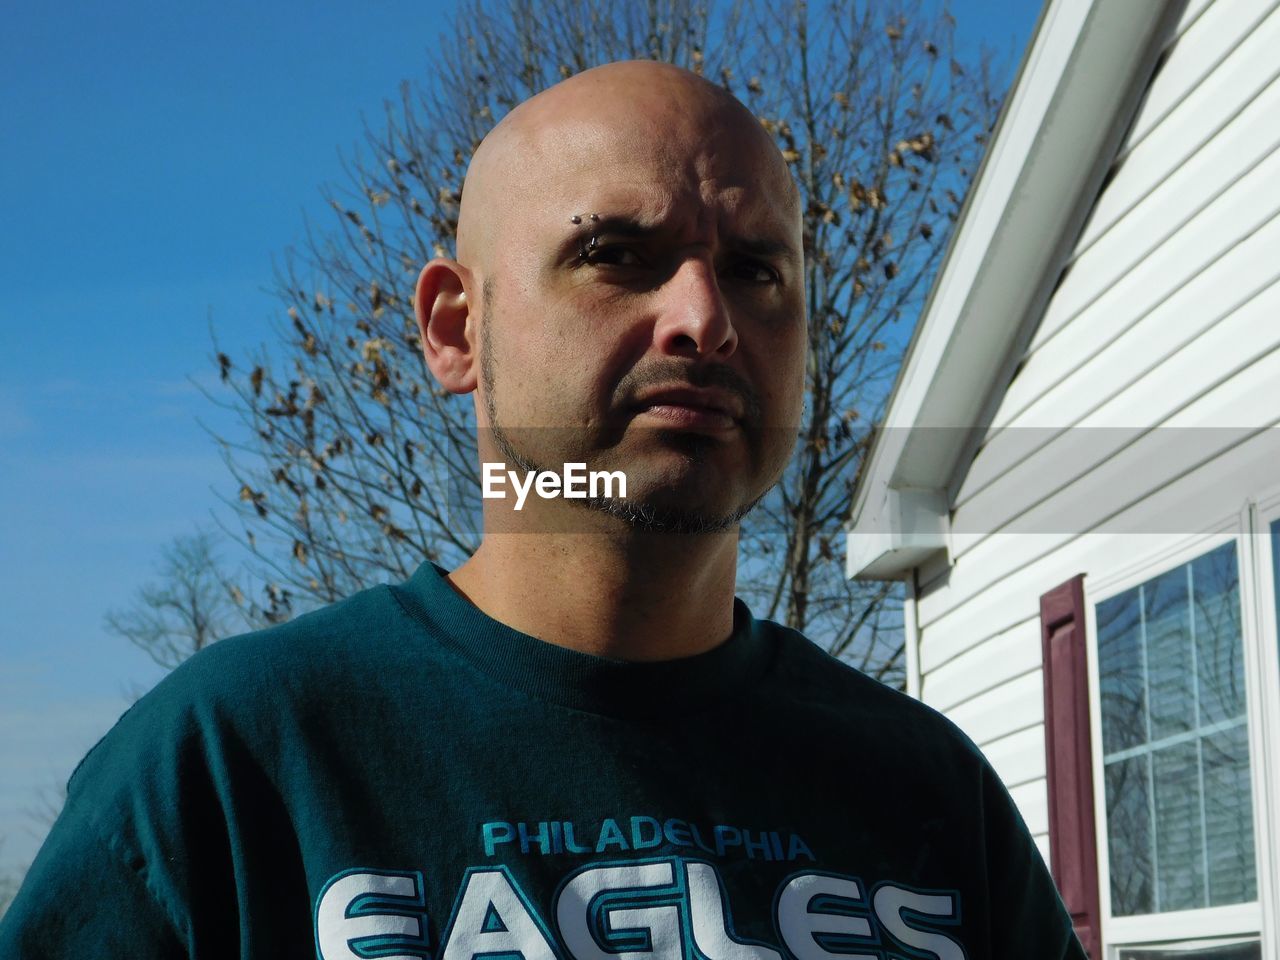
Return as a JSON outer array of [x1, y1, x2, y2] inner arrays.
[[207, 0, 1002, 687]]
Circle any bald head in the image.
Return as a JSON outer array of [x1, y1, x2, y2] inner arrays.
[[414, 58, 809, 537], [455, 60, 800, 272]]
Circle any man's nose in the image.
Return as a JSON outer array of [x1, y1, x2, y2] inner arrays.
[[652, 256, 739, 359]]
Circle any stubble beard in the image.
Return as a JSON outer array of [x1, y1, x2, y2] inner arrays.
[[478, 283, 773, 535]]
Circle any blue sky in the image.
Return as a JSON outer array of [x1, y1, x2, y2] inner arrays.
[[0, 0, 1042, 881]]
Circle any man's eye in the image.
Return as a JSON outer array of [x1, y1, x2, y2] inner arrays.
[[728, 260, 780, 284], [581, 244, 644, 267]]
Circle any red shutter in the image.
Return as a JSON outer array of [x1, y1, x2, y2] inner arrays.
[[1040, 575, 1101, 958]]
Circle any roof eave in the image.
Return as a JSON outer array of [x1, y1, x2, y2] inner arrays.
[[846, 0, 1181, 581]]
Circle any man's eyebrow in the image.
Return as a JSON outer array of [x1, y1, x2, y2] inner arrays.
[[729, 235, 797, 261], [565, 215, 658, 240], [560, 214, 797, 261]]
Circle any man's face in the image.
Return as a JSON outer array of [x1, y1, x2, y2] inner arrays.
[[475, 83, 806, 532]]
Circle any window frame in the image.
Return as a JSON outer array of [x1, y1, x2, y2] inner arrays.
[[1113, 934, 1266, 958], [1081, 498, 1279, 957], [1241, 492, 1280, 957]]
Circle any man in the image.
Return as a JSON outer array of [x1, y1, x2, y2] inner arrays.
[[0, 61, 1085, 959]]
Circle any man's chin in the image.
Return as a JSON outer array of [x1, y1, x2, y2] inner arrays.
[[575, 472, 764, 535], [580, 494, 751, 535]]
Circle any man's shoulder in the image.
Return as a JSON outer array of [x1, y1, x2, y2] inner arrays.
[[757, 615, 934, 716], [755, 617, 987, 770], [152, 579, 410, 696], [67, 580, 421, 793]]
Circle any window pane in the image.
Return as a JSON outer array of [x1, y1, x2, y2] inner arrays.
[[1099, 588, 1146, 753], [1097, 543, 1255, 919], [1203, 724, 1256, 906], [1106, 754, 1153, 916], [1145, 567, 1194, 740], [1152, 740, 1203, 911], [1118, 943, 1260, 959], [1193, 543, 1245, 725], [1272, 518, 1280, 653]]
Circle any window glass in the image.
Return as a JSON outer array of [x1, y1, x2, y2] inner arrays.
[[1096, 541, 1255, 917], [1098, 587, 1145, 754], [1272, 518, 1280, 651]]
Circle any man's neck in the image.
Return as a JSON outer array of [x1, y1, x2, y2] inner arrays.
[[445, 511, 740, 662]]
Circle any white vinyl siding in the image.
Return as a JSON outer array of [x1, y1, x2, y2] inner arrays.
[[915, 0, 1279, 720], [900, 2, 1280, 949]]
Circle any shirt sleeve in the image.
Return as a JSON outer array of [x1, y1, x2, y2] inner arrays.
[[0, 818, 187, 958], [979, 759, 1089, 960]]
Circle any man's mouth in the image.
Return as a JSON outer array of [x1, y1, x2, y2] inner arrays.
[[630, 387, 744, 433]]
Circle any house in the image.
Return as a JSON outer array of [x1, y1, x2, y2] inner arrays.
[[844, 0, 1280, 956]]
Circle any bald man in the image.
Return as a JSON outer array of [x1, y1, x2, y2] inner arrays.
[[0, 62, 1085, 960]]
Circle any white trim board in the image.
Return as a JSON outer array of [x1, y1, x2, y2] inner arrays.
[[846, 0, 1181, 580]]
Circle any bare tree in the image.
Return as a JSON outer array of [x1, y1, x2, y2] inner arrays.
[[0, 838, 18, 919], [207, 0, 1001, 686], [103, 531, 245, 671], [24, 781, 66, 833], [9, 539, 250, 913]]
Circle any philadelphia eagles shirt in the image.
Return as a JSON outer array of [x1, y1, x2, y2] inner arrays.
[[0, 561, 1085, 959]]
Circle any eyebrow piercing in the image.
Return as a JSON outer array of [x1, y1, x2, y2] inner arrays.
[[569, 213, 601, 225]]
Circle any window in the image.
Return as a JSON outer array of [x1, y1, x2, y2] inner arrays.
[[1095, 541, 1255, 917], [1272, 518, 1280, 642], [1115, 941, 1260, 959]]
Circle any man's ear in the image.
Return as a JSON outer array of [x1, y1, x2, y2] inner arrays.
[[414, 258, 478, 394]]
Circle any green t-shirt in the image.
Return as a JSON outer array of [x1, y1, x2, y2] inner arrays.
[[0, 561, 1084, 959]]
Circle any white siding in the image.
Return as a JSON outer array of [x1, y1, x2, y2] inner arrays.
[[912, 0, 1280, 853], [985, 726, 1048, 792], [923, 617, 1041, 713], [1072, 0, 1280, 260]]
